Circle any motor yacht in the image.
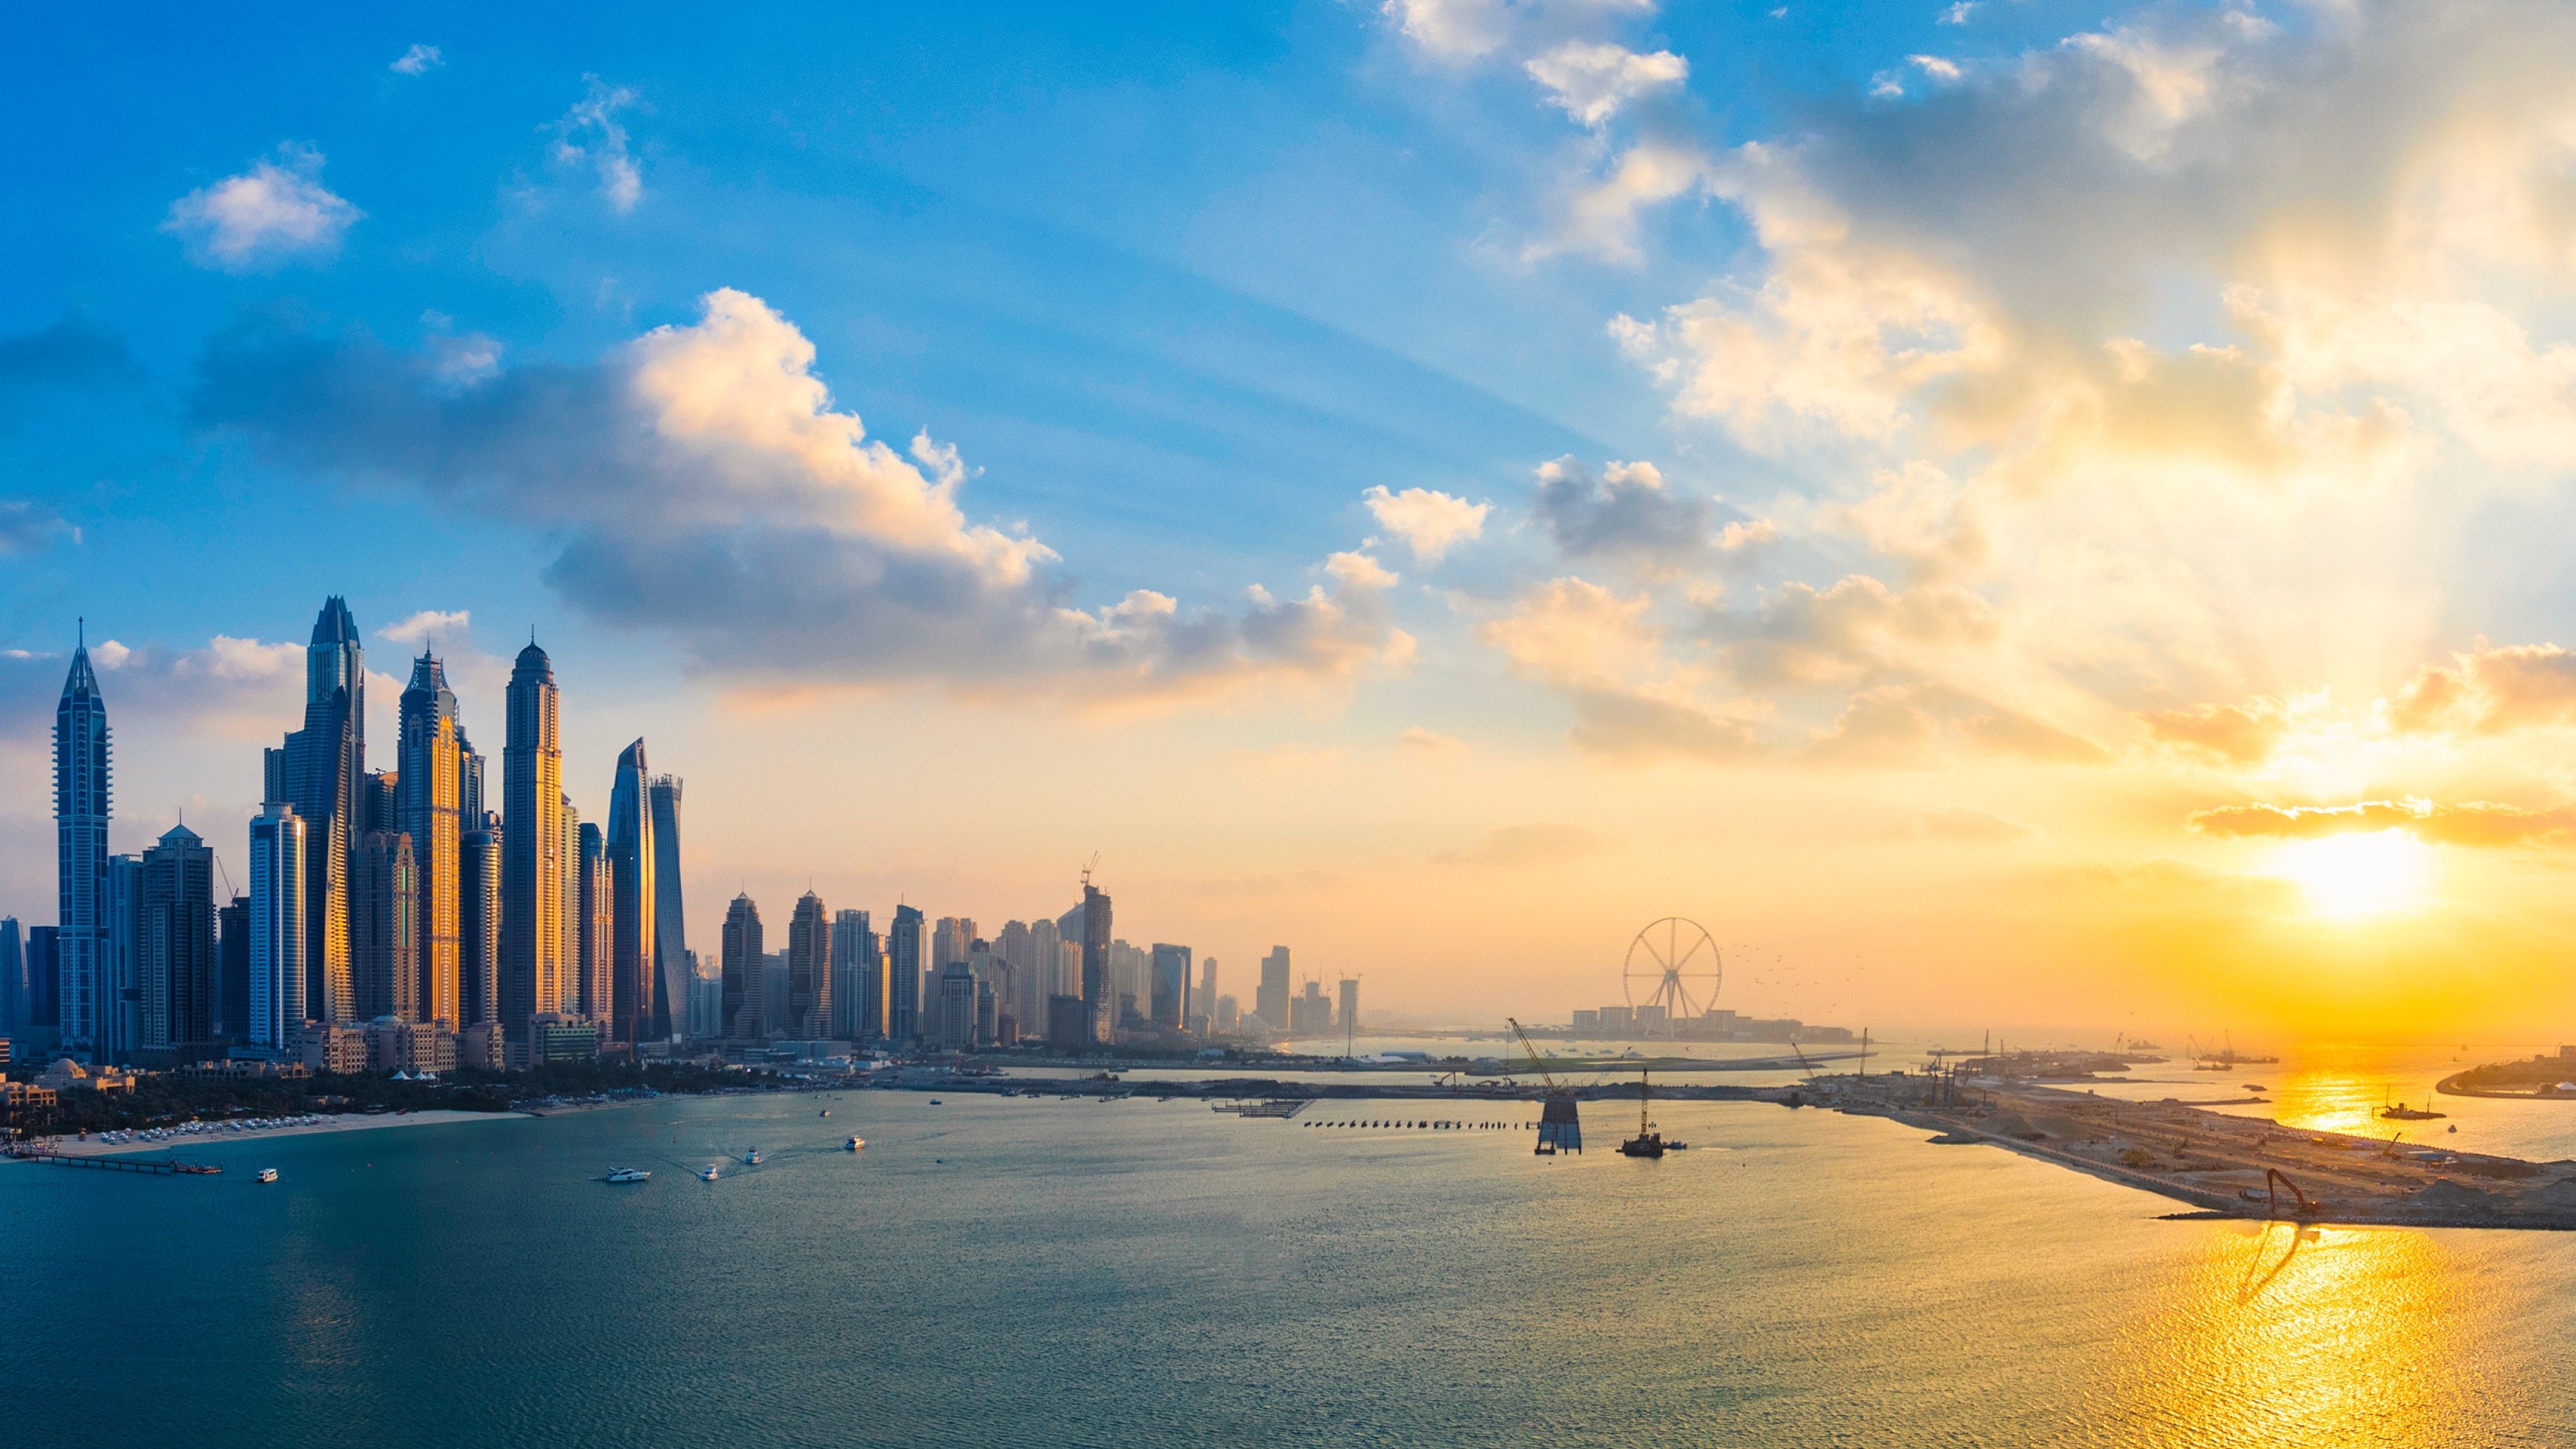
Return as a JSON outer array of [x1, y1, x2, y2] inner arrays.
[[742, 1148, 764, 1165], [845, 1136, 864, 1151], [605, 1167, 651, 1183], [700, 1165, 721, 1181], [256, 1168, 279, 1183]]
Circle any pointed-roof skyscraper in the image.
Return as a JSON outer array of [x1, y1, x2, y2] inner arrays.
[[502, 641, 564, 1046], [274, 597, 363, 1027], [398, 650, 464, 1026], [56, 631, 110, 1059]]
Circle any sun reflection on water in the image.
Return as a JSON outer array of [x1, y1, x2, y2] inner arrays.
[[2107, 1226, 2465, 1445]]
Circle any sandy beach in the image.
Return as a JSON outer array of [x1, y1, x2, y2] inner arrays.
[[30, 1109, 523, 1159]]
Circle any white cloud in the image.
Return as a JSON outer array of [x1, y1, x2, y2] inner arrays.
[[552, 76, 643, 213], [162, 145, 362, 271], [1362, 485, 1490, 562], [390, 44, 443, 76], [1909, 55, 1962, 84], [1525, 42, 1688, 127], [1542, 140, 1712, 264], [1382, 0, 1657, 63], [1938, 3, 1978, 23], [382, 610, 471, 647]]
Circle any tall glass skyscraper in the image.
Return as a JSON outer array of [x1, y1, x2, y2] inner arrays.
[[786, 891, 829, 1040], [648, 775, 686, 1042], [54, 635, 109, 1060], [721, 892, 764, 1042], [604, 740, 655, 1047], [888, 905, 924, 1043], [830, 908, 880, 1041], [247, 804, 307, 1051], [139, 824, 215, 1061], [398, 651, 464, 1027], [501, 642, 564, 1044], [278, 598, 362, 1026]]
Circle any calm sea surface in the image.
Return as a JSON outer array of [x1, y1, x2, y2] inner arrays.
[[9, 1042, 2576, 1448]]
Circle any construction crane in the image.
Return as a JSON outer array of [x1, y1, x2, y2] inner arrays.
[[1508, 1018, 1583, 1155], [1787, 1038, 1820, 1083]]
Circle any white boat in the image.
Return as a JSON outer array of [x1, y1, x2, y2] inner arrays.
[[845, 1136, 864, 1151], [700, 1165, 721, 1181], [742, 1148, 764, 1165], [605, 1167, 651, 1183], [256, 1168, 279, 1183]]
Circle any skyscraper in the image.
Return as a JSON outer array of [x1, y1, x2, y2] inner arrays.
[[787, 891, 829, 1039], [933, 917, 975, 974], [139, 824, 215, 1061], [1338, 977, 1360, 1039], [502, 642, 564, 1045], [460, 816, 500, 1029], [604, 741, 655, 1047], [574, 821, 610, 1024], [55, 636, 109, 1061], [217, 896, 248, 1042], [830, 909, 880, 1041], [103, 853, 140, 1062], [721, 893, 764, 1042], [648, 775, 686, 1042], [1079, 878, 1112, 1044], [278, 598, 362, 1027], [1149, 943, 1191, 1029], [937, 961, 976, 1051], [0, 916, 20, 1034], [1199, 959, 1218, 1024], [352, 829, 419, 1021], [1257, 947, 1291, 1033], [248, 804, 307, 1052], [398, 651, 464, 1026], [888, 905, 924, 1043]]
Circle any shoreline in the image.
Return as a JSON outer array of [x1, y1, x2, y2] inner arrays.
[[28, 1109, 524, 1159]]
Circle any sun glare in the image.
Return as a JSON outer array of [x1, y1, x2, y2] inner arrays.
[[2268, 830, 2430, 919]]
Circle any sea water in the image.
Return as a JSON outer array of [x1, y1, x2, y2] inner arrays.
[[7, 1048, 2576, 1448]]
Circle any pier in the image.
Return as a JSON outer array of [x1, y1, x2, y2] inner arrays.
[[6, 1146, 223, 1176]]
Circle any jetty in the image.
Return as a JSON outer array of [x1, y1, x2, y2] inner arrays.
[[5, 1145, 221, 1176]]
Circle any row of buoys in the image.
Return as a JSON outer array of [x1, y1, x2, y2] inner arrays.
[[1303, 1120, 1532, 1130]]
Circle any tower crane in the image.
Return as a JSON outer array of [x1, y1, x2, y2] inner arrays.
[[1508, 1017, 1583, 1155]]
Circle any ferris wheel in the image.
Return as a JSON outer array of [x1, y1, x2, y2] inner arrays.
[[1623, 918, 1722, 1039]]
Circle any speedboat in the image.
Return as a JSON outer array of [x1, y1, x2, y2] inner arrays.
[[605, 1167, 651, 1183], [700, 1165, 721, 1181], [742, 1148, 764, 1165], [256, 1168, 279, 1183], [845, 1136, 864, 1151], [819, 1108, 830, 1118]]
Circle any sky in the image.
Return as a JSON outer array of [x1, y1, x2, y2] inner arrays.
[[9, 0, 2576, 1043]]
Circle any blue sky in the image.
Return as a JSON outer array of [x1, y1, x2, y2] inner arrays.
[[11, 1, 2576, 1036]]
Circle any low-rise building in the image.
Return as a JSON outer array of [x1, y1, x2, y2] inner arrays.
[[529, 1014, 599, 1065], [299, 1025, 367, 1075], [38, 1058, 137, 1094]]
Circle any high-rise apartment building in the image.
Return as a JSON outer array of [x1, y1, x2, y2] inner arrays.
[[787, 891, 829, 1039], [604, 741, 655, 1046], [0, 917, 20, 1034], [398, 651, 464, 1026], [1078, 881, 1112, 1044], [351, 829, 419, 1021], [888, 905, 924, 1042], [1199, 959, 1217, 1020], [1338, 977, 1360, 1038], [933, 917, 975, 973], [247, 804, 307, 1052], [139, 824, 215, 1061], [276, 598, 362, 1028], [574, 821, 610, 1024], [460, 816, 500, 1028], [55, 637, 109, 1060], [1256, 947, 1291, 1033], [217, 896, 248, 1042], [1149, 943, 1191, 1029], [501, 643, 564, 1046], [831, 909, 881, 1041], [104, 853, 141, 1062], [648, 775, 686, 1042], [721, 893, 764, 1042], [937, 961, 975, 1051]]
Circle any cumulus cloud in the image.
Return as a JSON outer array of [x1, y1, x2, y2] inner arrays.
[[1805, 682, 2102, 768], [0, 636, 303, 745], [2390, 643, 2576, 737], [2190, 798, 2576, 848], [1711, 574, 1998, 687], [1526, 42, 1688, 127], [552, 76, 643, 213], [2137, 698, 2291, 763], [190, 288, 1412, 704], [1532, 457, 1709, 570], [1363, 485, 1489, 562], [1382, 0, 1656, 63], [1480, 576, 1661, 688], [163, 145, 362, 270], [1565, 688, 1762, 761], [390, 44, 443, 75]]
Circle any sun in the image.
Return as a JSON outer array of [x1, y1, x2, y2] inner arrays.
[[2267, 830, 2430, 919]]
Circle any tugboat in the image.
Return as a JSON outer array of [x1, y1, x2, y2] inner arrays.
[[845, 1136, 864, 1151], [256, 1167, 280, 1184], [605, 1167, 652, 1183], [1619, 1070, 1668, 1159]]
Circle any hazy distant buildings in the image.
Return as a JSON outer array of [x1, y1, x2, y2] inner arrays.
[[1338, 977, 1360, 1038], [397, 651, 465, 1028], [648, 775, 686, 1042], [722, 893, 764, 1042], [54, 638, 109, 1060], [247, 804, 307, 1051], [604, 741, 655, 1047], [1256, 947, 1289, 1034], [501, 643, 565, 1047], [787, 892, 829, 1039], [937, 961, 975, 1051]]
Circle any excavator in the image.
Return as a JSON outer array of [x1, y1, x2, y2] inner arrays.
[[1509, 1018, 1584, 1155]]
